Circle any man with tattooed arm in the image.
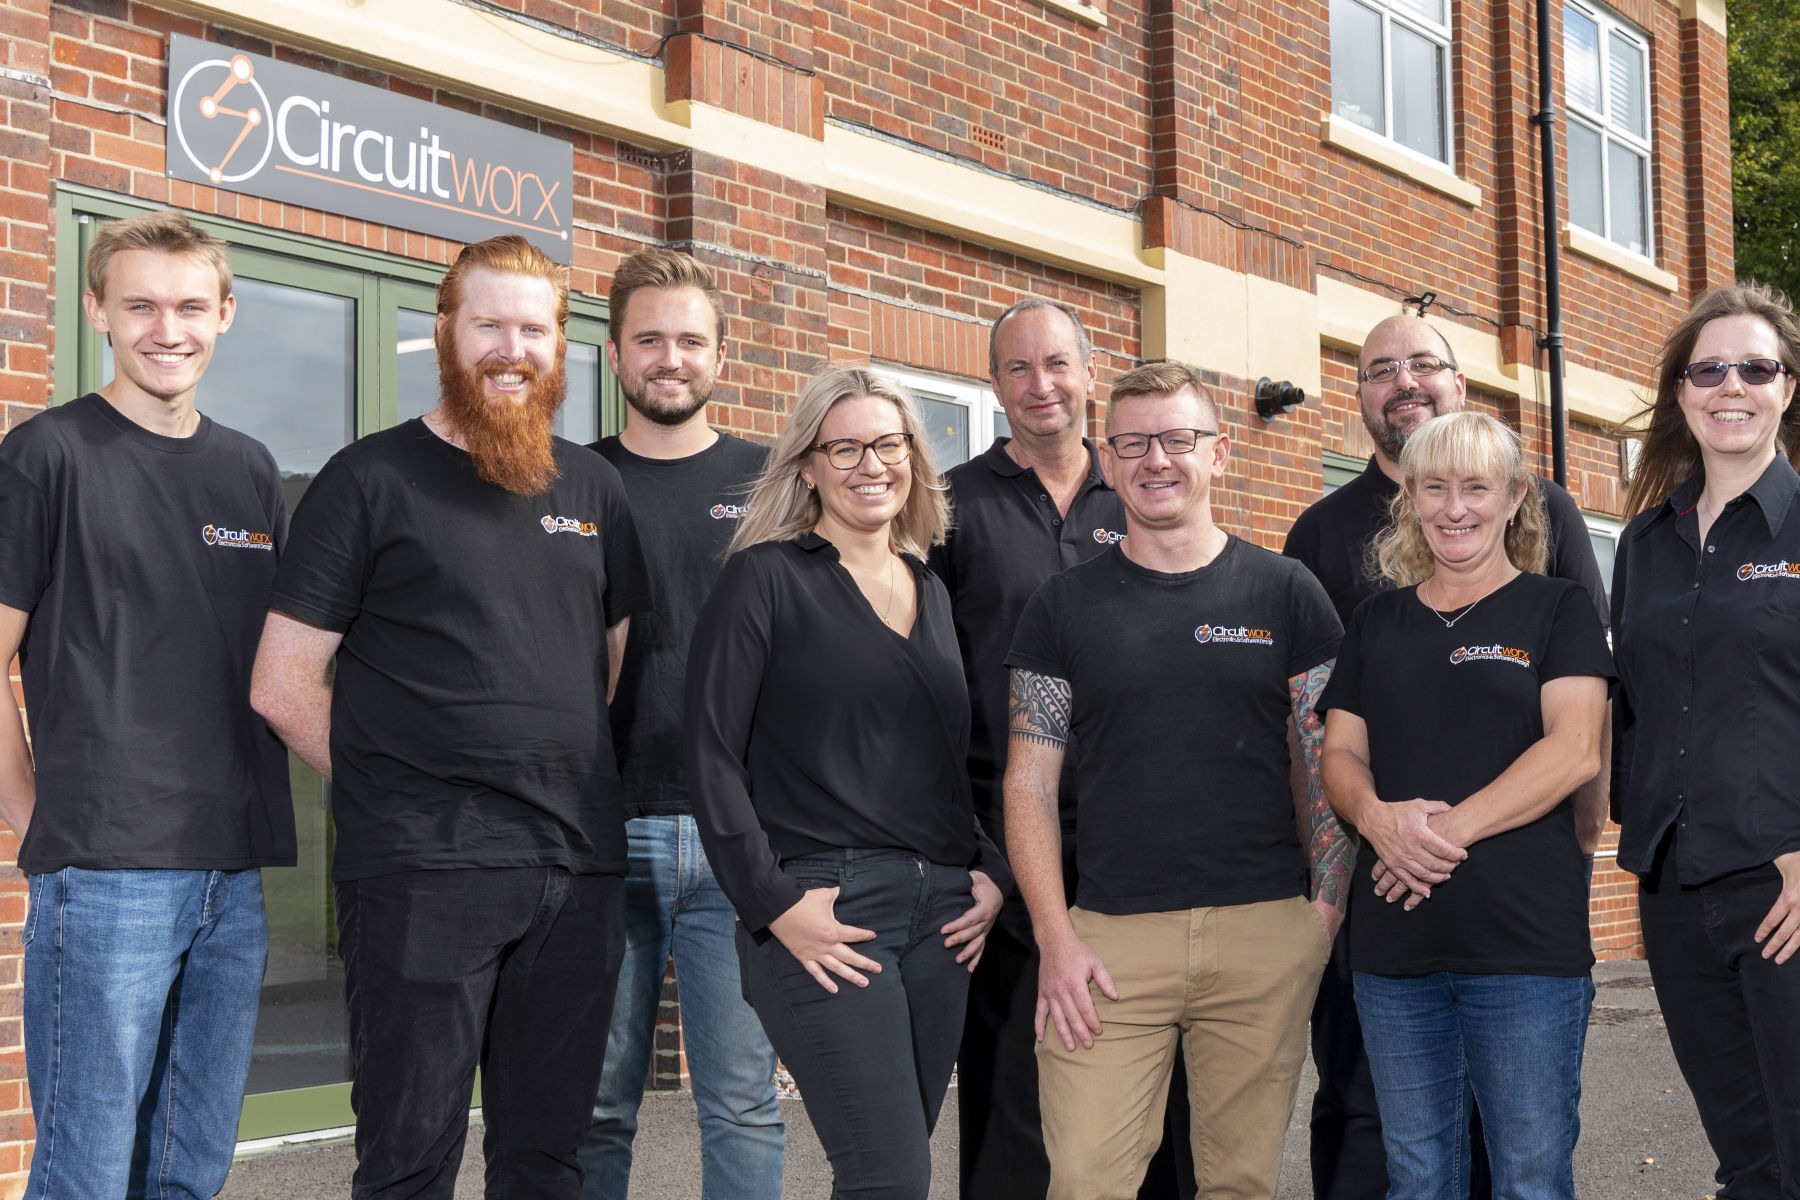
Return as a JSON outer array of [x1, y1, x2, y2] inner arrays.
[[1002, 360, 1351, 1200]]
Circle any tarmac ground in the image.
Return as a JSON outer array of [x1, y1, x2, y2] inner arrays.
[[220, 959, 1723, 1199]]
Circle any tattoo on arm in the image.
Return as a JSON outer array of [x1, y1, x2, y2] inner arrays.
[[1008, 668, 1072, 750], [1291, 659, 1357, 913]]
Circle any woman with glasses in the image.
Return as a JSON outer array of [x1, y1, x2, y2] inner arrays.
[[685, 364, 1007, 1199], [1612, 283, 1800, 1198], [1319, 411, 1612, 1200]]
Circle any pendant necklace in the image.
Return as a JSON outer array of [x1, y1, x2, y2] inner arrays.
[[1423, 577, 1485, 629], [879, 555, 897, 626]]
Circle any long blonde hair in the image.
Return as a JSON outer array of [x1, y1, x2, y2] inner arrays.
[[1372, 412, 1549, 587], [729, 365, 951, 560]]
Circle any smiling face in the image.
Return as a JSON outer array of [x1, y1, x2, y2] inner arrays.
[[802, 393, 914, 543], [1679, 313, 1798, 467], [990, 305, 1095, 445], [1357, 315, 1467, 462], [1099, 385, 1230, 533], [438, 265, 560, 407], [1410, 469, 1527, 575], [606, 284, 725, 427], [83, 248, 236, 415]]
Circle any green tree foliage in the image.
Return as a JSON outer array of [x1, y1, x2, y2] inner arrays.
[[1730, 0, 1800, 301]]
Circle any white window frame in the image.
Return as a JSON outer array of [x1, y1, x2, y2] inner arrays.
[[1583, 510, 1622, 613], [1331, 0, 1456, 170], [880, 363, 1007, 471], [1563, 0, 1655, 259]]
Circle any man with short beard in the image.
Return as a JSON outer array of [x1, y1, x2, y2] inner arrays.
[[1281, 311, 1607, 1200], [577, 248, 782, 1200], [251, 235, 649, 1200]]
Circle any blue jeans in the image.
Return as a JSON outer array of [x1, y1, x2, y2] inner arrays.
[[23, 867, 268, 1200], [579, 817, 783, 1200], [1353, 971, 1593, 1200]]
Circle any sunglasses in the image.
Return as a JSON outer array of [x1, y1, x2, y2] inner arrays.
[[1680, 358, 1791, 387]]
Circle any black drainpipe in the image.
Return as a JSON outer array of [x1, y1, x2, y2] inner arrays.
[[1533, 0, 1570, 488]]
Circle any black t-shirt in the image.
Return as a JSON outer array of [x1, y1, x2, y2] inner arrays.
[[270, 419, 649, 881], [1283, 455, 1609, 630], [0, 393, 295, 873], [1005, 538, 1341, 915], [929, 438, 1126, 841], [592, 433, 765, 820], [684, 535, 1009, 933], [1318, 573, 1612, 976]]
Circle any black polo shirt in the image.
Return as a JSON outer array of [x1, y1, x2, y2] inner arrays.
[[1283, 455, 1610, 629], [929, 438, 1126, 842], [1611, 456, 1800, 884]]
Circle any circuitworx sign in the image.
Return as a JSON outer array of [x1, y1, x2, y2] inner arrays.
[[165, 35, 574, 263]]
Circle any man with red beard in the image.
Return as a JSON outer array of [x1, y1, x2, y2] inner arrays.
[[251, 235, 648, 1200], [1281, 311, 1607, 1200]]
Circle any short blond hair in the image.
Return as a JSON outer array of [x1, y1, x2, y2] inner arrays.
[[87, 210, 232, 302], [1105, 360, 1219, 431]]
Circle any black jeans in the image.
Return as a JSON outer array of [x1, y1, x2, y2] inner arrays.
[[336, 867, 627, 1200], [1640, 851, 1800, 1200], [738, 849, 972, 1200]]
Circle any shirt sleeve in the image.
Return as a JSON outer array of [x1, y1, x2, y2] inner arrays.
[[1608, 525, 1634, 825], [1285, 561, 1344, 676], [267, 455, 372, 633], [683, 548, 805, 933], [0, 450, 54, 614], [598, 471, 650, 627], [1002, 577, 1067, 681], [1539, 580, 1615, 684], [1316, 601, 1366, 717], [1542, 479, 1610, 629]]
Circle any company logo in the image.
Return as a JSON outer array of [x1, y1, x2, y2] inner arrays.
[[167, 36, 571, 253], [710, 503, 749, 520], [1092, 528, 1127, 544], [540, 514, 599, 537], [1449, 644, 1532, 668], [1737, 560, 1800, 581], [1194, 623, 1274, 646], [200, 523, 274, 551]]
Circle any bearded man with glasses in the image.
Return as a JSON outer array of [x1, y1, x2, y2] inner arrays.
[[1280, 312, 1609, 1200]]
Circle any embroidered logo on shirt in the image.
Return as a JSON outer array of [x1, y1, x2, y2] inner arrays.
[[1091, 528, 1127, 544], [200, 524, 274, 551], [1449, 645, 1532, 668], [1194, 623, 1274, 646], [1736, 560, 1800, 581], [540, 515, 599, 537], [710, 503, 749, 520]]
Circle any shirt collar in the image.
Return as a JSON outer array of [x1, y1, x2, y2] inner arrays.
[[979, 436, 1108, 487], [795, 531, 833, 553], [1658, 455, 1800, 539], [1362, 454, 1399, 499]]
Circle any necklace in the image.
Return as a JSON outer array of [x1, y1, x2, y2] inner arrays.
[[1421, 577, 1487, 629], [879, 555, 897, 626]]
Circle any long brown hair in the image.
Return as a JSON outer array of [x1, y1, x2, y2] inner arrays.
[[1623, 282, 1800, 518]]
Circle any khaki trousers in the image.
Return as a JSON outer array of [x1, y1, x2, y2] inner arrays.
[[1037, 895, 1331, 1200]]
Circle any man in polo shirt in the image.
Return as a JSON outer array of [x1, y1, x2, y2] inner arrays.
[[930, 296, 1145, 1200], [1281, 311, 1609, 1200], [0, 209, 294, 1198], [1006, 360, 1349, 1200], [252, 235, 648, 1199]]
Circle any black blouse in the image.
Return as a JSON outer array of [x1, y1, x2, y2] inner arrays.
[[684, 533, 1009, 932], [1612, 456, 1800, 884]]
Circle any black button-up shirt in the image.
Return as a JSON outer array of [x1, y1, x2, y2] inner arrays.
[[1612, 456, 1800, 883], [928, 438, 1126, 839], [1283, 455, 1609, 629], [684, 534, 1008, 932]]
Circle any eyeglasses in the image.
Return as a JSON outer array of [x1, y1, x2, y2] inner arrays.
[[1360, 355, 1455, 385], [1681, 358, 1790, 387], [1105, 428, 1218, 458], [812, 433, 913, 470]]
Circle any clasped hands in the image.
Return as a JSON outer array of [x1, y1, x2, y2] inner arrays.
[[1363, 798, 1469, 911]]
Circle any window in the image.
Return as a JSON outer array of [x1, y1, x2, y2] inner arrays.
[[1584, 512, 1621, 607], [1564, 1, 1652, 257], [1331, 0, 1453, 166], [881, 364, 1007, 470]]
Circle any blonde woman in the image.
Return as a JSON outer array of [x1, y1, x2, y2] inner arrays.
[[1318, 412, 1611, 1200], [685, 364, 1007, 1199]]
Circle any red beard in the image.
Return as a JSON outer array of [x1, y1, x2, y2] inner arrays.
[[438, 344, 567, 496]]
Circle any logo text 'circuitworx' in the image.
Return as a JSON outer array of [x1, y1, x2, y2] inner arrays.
[[541, 515, 598, 537], [1449, 644, 1531, 667], [710, 503, 748, 520], [1738, 560, 1800, 582], [1194, 623, 1274, 646], [201, 524, 274, 551]]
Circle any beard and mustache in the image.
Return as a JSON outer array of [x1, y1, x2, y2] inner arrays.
[[1363, 387, 1439, 460], [621, 364, 716, 427], [437, 331, 568, 496]]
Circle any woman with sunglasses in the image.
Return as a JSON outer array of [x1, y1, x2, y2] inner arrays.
[[1612, 283, 1800, 1199], [685, 364, 1007, 1199]]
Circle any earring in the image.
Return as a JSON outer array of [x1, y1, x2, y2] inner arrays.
[[804, 479, 815, 491]]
